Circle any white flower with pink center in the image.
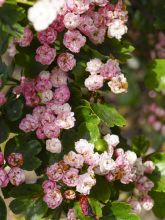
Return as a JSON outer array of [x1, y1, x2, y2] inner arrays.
[[107, 19, 127, 40], [86, 58, 103, 75], [64, 12, 80, 30], [75, 139, 94, 155], [46, 138, 62, 154], [85, 74, 104, 91], [108, 74, 128, 94]]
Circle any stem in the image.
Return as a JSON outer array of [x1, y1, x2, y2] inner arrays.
[[16, 0, 34, 6]]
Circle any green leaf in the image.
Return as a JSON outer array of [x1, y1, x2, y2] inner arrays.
[[9, 184, 43, 198], [0, 118, 9, 143], [91, 103, 126, 128], [9, 198, 30, 215], [74, 202, 93, 220], [78, 115, 101, 144], [95, 139, 108, 152], [88, 198, 102, 218], [5, 98, 23, 121], [72, 61, 88, 87], [0, 196, 7, 220], [150, 191, 165, 219], [90, 176, 111, 203], [131, 135, 150, 157], [150, 153, 165, 192], [145, 59, 165, 92], [101, 202, 140, 220], [5, 135, 42, 171]]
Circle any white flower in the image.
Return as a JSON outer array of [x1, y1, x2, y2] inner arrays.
[[95, 152, 116, 175], [107, 19, 128, 40], [75, 139, 94, 155], [104, 134, 119, 147], [143, 161, 155, 174], [64, 13, 80, 30], [85, 74, 104, 91], [39, 71, 50, 80], [76, 173, 96, 195], [86, 58, 103, 75], [64, 151, 84, 169], [28, 0, 66, 31], [56, 112, 75, 129], [46, 138, 62, 153], [41, 90, 53, 103], [108, 74, 128, 94], [125, 151, 137, 165]]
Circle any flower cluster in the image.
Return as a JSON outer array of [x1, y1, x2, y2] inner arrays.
[[85, 58, 128, 93], [42, 134, 155, 213], [145, 103, 165, 136], [0, 152, 25, 188], [16, 70, 75, 144]]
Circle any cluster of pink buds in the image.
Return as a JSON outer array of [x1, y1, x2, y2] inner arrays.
[[85, 58, 128, 93], [42, 134, 155, 212], [0, 152, 25, 188], [151, 32, 165, 59], [16, 70, 75, 146], [145, 103, 165, 136]]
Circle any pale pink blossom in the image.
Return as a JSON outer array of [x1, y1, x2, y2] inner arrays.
[[48, 103, 71, 115], [63, 30, 86, 53], [62, 168, 79, 187], [57, 52, 76, 72], [108, 74, 128, 94], [40, 90, 54, 103], [78, 15, 96, 36], [86, 58, 103, 75], [84, 153, 100, 167], [64, 12, 80, 30], [129, 199, 142, 214], [54, 85, 70, 104], [0, 152, 4, 166], [35, 74, 52, 92], [43, 188, 63, 209], [7, 153, 23, 167], [0, 0, 5, 7], [89, 27, 106, 44], [141, 195, 154, 211], [76, 172, 96, 195], [36, 127, 46, 140], [100, 59, 121, 80], [66, 0, 90, 14], [35, 44, 56, 65], [37, 27, 57, 44], [19, 114, 39, 133], [92, 0, 108, 7], [0, 168, 9, 188], [67, 208, 78, 220], [46, 138, 62, 154], [143, 161, 155, 174], [56, 111, 75, 129], [42, 180, 57, 193], [64, 151, 84, 169], [125, 151, 137, 165], [17, 27, 33, 47], [104, 134, 120, 147], [8, 167, 25, 186], [107, 19, 127, 40], [85, 74, 104, 91], [47, 163, 63, 181], [136, 176, 154, 193], [43, 122, 61, 139], [75, 139, 94, 155], [50, 67, 68, 88]]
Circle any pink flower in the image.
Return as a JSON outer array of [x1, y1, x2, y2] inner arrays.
[[89, 27, 106, 45], [43, 122, 61, 139], [36, 127, 46, 140], [86, 58, 103, 75], [67, 209, 78, 220], [78, 15, 96, 36], [143, 161, 155, 174], [51, 15, 65, 32], [136, 176, 154, 193], [7, 153, 24, 167], [85, 74, 104, 91], [100, 59, 121, 80], [46, 138, 62, 154], [84, 153, 100, 167], [92, 0, 108, 7], [64, 151, 84, 169], [17, 27, 33, 47], [0, 168, 9, 188], [42, 180, 57, 193], [129, 199, 142, 214], [57, 52, 76, 72], [50, 67, 68, 88], [33, 106, 47, 120], [64, 13, 80, 30], [0, 92, 6, 106], [0, 0, 5, 7], [54, 85, 70, 104], [43, 188, 63, 209], [35, 44, 56, 65], [0, 152, 4, 166], [56, 111, 75, 129], [140, 195, 154, 211], [37, 27, 57, 44], [19, 114, 39, 133], [48, 103, 71, 115], [40, 90, 54, 104], [66, 0, 90, 14], [35, 71, 52, 92], [46, 163, 63, 181], [62, 168, 79, 187], [63, 30, 86, 53], [8, 167, 25, 186]]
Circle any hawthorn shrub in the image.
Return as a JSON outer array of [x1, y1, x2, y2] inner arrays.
[[0, 0, 165, 219]]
